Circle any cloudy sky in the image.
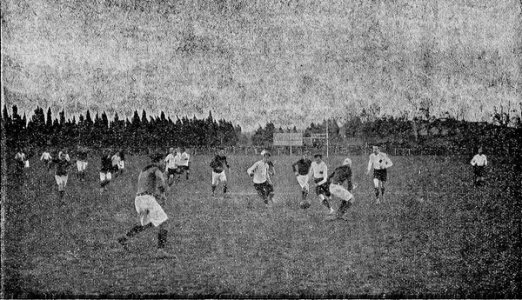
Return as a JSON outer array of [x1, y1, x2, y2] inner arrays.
[[1, 0, 520, 130]]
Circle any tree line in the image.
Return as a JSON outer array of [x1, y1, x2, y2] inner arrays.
[[2, 105, 241, 153]]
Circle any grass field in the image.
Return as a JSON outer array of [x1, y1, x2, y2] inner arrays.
[[3, 153, 521, 297]]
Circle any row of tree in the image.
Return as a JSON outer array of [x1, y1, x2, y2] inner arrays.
[[2, 105, 241, 152]]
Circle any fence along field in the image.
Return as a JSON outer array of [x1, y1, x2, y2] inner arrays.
[[3, 152, 520, 297]]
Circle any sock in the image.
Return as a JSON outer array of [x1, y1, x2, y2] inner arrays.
[[302, 190, 307, 201], [223, 184, 227, 194], [381, 187, 385, 196], [212, 185, 216, 193], [374, 188, 380, 198], [268, 192, 274, 202], [322, 199, 331, 210], [186, 172, 189, 180], [158, 228, 168, 248], [59, 191, 65, 198], [126, 223, 153, 238]]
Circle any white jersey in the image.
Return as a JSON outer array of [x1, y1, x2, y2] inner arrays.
[[247, 160, 270, 184], [41, 152, 52, 160], [310, 161, 328, 180], [179, 152, 190, 167], [367, 152, 393, 172], [15, 152, 26, 161], [165, 153, 178, 169], [471, 154, 487, 166]]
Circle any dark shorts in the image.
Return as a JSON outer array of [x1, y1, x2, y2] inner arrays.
[[178, 165, 190, 172], [474, 166, 485, 177], [373, 169, 387, 182], [167, 168, 182, 175], [314, 178, 331, 196], [254, 181, 274, 199]]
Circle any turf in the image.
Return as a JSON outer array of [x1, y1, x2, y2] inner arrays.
[[3, 154, 520, 297]]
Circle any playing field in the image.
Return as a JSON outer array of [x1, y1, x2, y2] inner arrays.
[[3, 154, 520, 297]]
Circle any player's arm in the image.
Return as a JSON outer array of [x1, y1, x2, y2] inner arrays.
[[292, 162, 299, 176], [470, 155, 476, 166], [247, 162, 257, 176], [484, 156, 488, 167], [385, 154, 393, 168], [225, 157, 230, 169]]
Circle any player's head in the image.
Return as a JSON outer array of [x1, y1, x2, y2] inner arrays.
[[261, 150, 271, 161], [301, 151, 309, 160], [342, 157, 352, 167], [218, 148, 225, 155], [59, 151, 66, 160], [181, 147, 186, 153], [478, 147, 483, 154], [372, 146, 380, 154], [314, 153, 323, 162], [169, 147, 174, 154], [175, 147, 181, 153]]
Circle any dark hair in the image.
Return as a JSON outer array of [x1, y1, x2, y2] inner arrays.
[[314, 153, 323, 158]]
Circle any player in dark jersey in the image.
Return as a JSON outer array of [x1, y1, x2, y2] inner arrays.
[[292, 152, 312, 203], [210, 148, 230, 196], [326, 158, 356, 221], [100, 149, 113, 195], [76, 147, 88, 181]]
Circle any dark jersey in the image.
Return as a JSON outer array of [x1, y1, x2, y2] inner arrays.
[[210, 155, 229, 173], [54, 158, 71, 176], [292, 159, 312, 175], [101, 155, 113, 172], [328, 165, 352, 185], [119, 151, 125, 160], [78, 151, 88, 161]]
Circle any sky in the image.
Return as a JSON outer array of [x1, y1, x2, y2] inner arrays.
[[1, 0, 521, 131]]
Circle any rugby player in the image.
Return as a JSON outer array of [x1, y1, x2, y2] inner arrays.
[[247, 150, 275, 207], [76, 147, 88, 181], [51, 150, 72, 200], [40, 149, 52, 169], [366, 146, 393, 203], [292, 151, 312, 203], [179, 147, 191, 180], [310, 153, 335, 214], [327, 158, 356, 221], [210, 148, 230, 196], [117, 151, 175, 258], [471, 147, 487, 187], [165, 148, 179, 186], [100, 149, 113, 194]]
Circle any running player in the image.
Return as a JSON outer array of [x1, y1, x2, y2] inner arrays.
[[40, 149, 52, 169], [165, 148, 179, 186], [14, 148, 27, 171], [326, 158, 356, 221], [471, 146, 487, 187], [100, 149, 113, 194], [292, 151, 312, 204], [118, 149, 126, 173], [111, 150, 121, 176], [117, 151, 175, 258], [247, 150, 275, 207], [366, 145, 393, 203], [178, 147, 190, 180], [210, 148, 230, 196], [310, 153, 335, 214], [51, 150, 72, 200], [76, 147, 88, 181]]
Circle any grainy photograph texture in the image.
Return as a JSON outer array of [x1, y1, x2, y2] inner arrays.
[[1, 0, 521, 298]]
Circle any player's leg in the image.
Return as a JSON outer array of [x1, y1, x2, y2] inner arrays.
[[266, 182, 275, 204], [185, 166, 190, 180], [317, 185, 333, 213], [373, 177, 380, 199], [333, 185, 355, 218], [211, 172, 218, 195], [221, 172, 228, 194], [254, 183, 267, 203]]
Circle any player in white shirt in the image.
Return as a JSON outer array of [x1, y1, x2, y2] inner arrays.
[[247, 150, 275, 207], [310, 153, 335, 214], [366, 146, 393, 203], [178, 147, 191, 180], [15, 148, 28, 171], [111, 151, 122, 176], [470, 147, 488, 187], [41, 150, 52, 169], [165, 148, 180, 186]]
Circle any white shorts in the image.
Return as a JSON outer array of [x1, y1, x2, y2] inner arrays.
[[100, 172, 112, 181], [77, 160, 88, 171], [212, 171, 227, 185], [25, 161, 30, 168], [296, 175, 309, 191], [119, 161, 125, 169], [329, 183, 354, 202], [135, 195, 168, 227], [55, 175, 68, 186]]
